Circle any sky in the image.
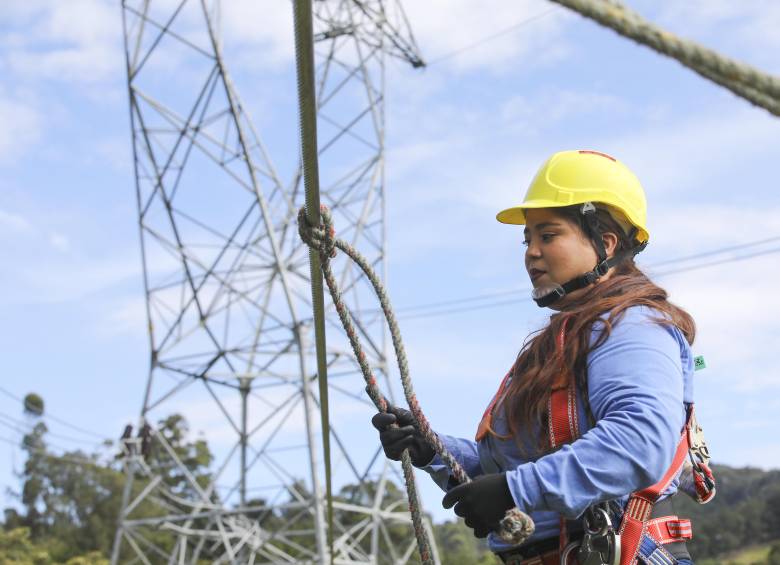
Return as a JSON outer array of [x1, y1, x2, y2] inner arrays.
[[1, 0, 779, 527]]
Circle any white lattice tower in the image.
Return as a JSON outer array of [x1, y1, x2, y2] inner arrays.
[[112, 1, 435, 563]]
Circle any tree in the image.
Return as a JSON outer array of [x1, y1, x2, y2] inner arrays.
[[3, 403, 214, 562], [762, 489, 780, 541], [150, 414, 214, 497], [0, 527, 50, 565], [434, 519, 498, 565], [768, 541, 780, 565]]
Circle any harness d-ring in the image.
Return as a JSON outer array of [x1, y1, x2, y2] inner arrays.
[[560, 540, 581, 564]]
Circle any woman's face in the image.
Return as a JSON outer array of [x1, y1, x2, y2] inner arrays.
[[523, 208, 615, 307]]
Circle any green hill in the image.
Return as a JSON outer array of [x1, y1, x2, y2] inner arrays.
[[673, 464, 780, 558]]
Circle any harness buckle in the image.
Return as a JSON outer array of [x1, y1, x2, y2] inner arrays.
[[594, 260, 610, 277], [680, 407, 717, 504]]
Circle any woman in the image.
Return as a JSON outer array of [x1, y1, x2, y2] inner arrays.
[[372, 150, 709, 564]]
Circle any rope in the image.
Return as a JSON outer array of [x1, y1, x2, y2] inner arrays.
[[291, 0, 335, 561], [551, 0, 780, 117], [298, 206, 535, 562]]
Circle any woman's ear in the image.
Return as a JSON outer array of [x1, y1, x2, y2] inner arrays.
[[602, 232, 619, 259]]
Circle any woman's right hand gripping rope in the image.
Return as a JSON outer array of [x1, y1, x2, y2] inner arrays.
[[372, 405, 436, 467]]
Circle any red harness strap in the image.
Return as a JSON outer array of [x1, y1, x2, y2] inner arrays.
[[546, 319, 694, 565], [617, 426, 690, 564], [548, 320, 579, 554], [477, 316, 697, 563], [548, 321, 579, 448]]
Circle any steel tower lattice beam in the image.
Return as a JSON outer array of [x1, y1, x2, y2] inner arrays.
[[113, 1, 437, 563]]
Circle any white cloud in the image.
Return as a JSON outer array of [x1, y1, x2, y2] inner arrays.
[[94, 136, 133, 173], [655, 253, 780, 390], [49, 232, 70, 252], [1, 0, 123, 84], [0, 205, 143, 305], [648, 205, 780, 258], [219, 0, 294, 70], [0, 95, 41, 162], [500, 90, 630, 131], [609, 108, 780, 200], [0, 209, 33, 233], [96, 294, 148, 337]]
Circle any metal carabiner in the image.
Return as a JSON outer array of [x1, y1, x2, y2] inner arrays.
[[584, 506, 611, 536], [577, 506, 621, 565], [560, 540, 581, 565]]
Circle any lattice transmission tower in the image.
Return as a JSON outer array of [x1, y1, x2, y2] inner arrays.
[[112, 1, 434, 563]]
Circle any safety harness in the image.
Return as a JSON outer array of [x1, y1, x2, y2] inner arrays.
[[532, 203, 648, 308], [478, 318, 715, 565], [549, 320, 714, 565]]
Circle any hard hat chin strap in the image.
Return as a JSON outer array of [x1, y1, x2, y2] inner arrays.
[[533, 203, 648, 308]]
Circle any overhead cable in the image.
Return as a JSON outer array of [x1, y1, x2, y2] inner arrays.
[[648, 235, 780, 267], [0, 411, 108, 447], [426, 8, 559, 66], [0, 435, 108, 470], [0, 385, 110, 441], [0, 423, 105, 458], [396, 238, 780, 320]]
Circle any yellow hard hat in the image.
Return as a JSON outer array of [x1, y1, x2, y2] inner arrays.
[[496, 150, 649, 244]]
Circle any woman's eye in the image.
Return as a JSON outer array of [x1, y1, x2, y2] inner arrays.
[[541, 233, 556, 242], [522, 239, 530, 247]]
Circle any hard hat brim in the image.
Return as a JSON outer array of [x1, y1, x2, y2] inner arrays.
[[496, 200, 569, 225], [496, 200, 650, 244]]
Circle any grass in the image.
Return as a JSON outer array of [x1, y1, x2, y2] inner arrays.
[[698, 543, 773, 565]]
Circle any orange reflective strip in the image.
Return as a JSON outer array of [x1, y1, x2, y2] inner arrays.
[[475, 370, 512, 441]]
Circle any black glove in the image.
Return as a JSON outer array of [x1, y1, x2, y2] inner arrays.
[[442, 473, 516, 538], [371, 405, 435, 467]]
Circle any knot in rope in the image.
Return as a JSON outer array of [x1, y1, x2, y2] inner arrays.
[[498, 509, 536, 544], [298, 205, 337, 259]]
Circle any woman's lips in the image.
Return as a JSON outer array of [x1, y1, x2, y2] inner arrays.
[[529, 268, 546, 281]]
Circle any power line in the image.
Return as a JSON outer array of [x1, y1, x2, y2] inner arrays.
[[0, 426, 109, 462], [652, 245, 780, 278], [393, 235, 779, 318], [0, 385, 111, 441], [400, 296, 528, 320], [395, 238, 780, 320], [394, 287, 525, 314], [0, 411, 109, 448], [648, 235, 780, 268], [0, 435, 109, 470], [426, 8, 559, 66]]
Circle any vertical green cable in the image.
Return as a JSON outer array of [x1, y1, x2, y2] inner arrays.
[[291, 0, 334, 562]]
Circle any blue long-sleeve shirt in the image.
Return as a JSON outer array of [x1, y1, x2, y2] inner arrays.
[[423, 305, 695, 552]]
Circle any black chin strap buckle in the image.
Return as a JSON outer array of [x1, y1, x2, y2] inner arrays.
[[532, 285, 566, 307], [594, 260, 610, 277]]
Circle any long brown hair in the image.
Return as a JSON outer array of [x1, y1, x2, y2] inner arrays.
[[494, 205, 695, 452]]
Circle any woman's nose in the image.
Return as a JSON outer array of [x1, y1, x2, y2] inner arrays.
[[525, 239, 542, 258]]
